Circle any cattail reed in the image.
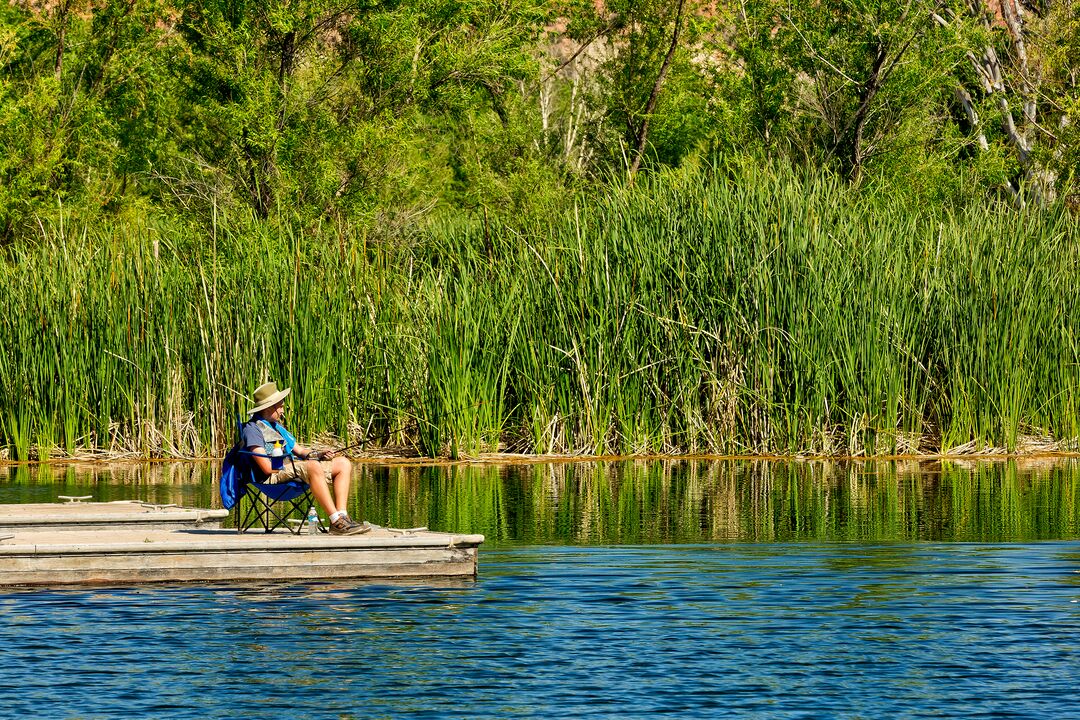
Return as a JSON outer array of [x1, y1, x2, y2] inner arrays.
[[1, 165, 1077, 459]]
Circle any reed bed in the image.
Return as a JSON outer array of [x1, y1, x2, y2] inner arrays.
[[1, 165, 1078, 459]]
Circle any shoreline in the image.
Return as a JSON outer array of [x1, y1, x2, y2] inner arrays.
[[3, 448, 1079, 469]]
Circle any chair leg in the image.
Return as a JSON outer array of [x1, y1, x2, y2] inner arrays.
[[237, 493, 279, 533], [237, 494, 266, 533], [235, 487, 318, 534]]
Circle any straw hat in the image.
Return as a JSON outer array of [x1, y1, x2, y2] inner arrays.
[[248, 381, 291, 415]]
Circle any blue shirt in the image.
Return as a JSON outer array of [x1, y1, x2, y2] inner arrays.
[[241, 419, 298, 480]]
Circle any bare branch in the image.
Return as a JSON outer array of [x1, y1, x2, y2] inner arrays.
[[542, 21, 615, 83], [782, 13, 857, 86]]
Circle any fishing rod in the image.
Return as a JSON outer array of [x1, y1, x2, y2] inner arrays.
[[309, 400, 489, 458], [314, 422, 413, 458]]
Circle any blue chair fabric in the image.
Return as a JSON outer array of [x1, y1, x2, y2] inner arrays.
[[220, 440, 324, 534]]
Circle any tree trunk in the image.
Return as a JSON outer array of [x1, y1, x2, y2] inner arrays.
[[847, 41, 889, 180], [963, 0, 1056, 205], [629, 0, 686, 179], [279, 31, 296, 89], [955, 87, 989, 151], [54, 0, 74, 82], [835, 2, 923, 180]]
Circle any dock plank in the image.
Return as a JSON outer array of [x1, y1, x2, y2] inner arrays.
[[0, 502, 228, 530], [0, 526, 483, 585]]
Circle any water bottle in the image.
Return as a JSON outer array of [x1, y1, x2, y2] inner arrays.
[[307, 507, 319, 535]]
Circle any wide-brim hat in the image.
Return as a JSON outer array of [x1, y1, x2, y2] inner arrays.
[[248, 381, 291, 415]]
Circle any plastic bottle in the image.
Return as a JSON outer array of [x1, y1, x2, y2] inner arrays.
[[270, 442, 284, 471], [307, 507, 319, 534]]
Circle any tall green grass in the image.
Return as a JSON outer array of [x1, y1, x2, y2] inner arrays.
[[1, 164, 1078, 459]]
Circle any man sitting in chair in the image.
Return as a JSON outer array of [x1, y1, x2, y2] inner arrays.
[[243, 381, 370, 536]]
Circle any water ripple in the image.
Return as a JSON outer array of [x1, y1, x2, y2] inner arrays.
[[2, 543, 1079, 718]]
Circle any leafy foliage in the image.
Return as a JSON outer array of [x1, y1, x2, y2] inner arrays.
[[2, 0, 1079, 457], [1, 0, 1077, 230]]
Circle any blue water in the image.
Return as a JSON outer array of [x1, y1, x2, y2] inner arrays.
[[4, 542, 1080, 718]]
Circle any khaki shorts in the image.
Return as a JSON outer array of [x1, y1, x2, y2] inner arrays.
[[266, 459, 333, 485]]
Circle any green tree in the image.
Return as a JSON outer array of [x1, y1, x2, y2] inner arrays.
[[558, 0, 713, 176], [957, 0, 1079, 205], [728, 0, 974, 181], [168, 0, 547, 222], [0, 0, 170, 238]]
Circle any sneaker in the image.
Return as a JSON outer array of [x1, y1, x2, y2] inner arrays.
[[329, 515, 370, 536], [343, 515, 373, 533], [349, 515, 380, 533]]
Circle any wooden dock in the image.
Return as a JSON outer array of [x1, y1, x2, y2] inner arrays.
[[0, 500, 229, 531], [0, 503, 483, 586]]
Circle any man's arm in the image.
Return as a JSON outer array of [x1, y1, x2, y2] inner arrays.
[[292, 444, 337, 461], [249, 446, 275, 477]]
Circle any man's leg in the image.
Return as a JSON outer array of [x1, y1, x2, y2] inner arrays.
[[330, 457, 352, 512], [321, 458, 367, 534], [303, 460, 338, 517]]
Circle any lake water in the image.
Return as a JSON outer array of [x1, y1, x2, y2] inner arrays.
[[2, 458, 1080, 718]]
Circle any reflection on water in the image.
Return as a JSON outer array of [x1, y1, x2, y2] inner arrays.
[[3, 459, 1080, 718], [2, 457, 1079, 543], [0, 462, 216, 507]]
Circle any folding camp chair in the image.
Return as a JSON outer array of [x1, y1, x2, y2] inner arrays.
[[232, 449, 326, 534], [220, 423, 327, 534]]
